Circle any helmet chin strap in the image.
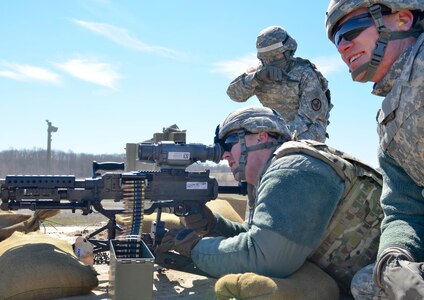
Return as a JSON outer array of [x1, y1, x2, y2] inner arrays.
[[231, 130, 281, 182], [351, 5, 421, 82]]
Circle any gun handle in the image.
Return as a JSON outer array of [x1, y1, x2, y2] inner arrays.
[[92, 161, 125, 178], [174, 201, 203, 217]]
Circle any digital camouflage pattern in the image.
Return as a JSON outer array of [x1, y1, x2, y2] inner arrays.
[[216, 106, 291, 141], [273, 140, 383, 291], [227, 57, 331, 142], [375, 33, 424, 187], [256, 26, 297, 60], [325, 0, 424, 39]]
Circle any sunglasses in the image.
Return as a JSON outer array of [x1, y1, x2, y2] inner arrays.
[[333, 10, 393, 47], [221, 132, 255, 152], [221, 133, 241, 152], [332, 13, 375, 47]]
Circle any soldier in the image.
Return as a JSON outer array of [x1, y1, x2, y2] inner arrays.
[[156, 106, 383, 297], [325, 0, 424, 298], [226, 26, 332, 142]]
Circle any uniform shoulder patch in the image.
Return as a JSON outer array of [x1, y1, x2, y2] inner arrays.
[[311, 98, 322, 111]]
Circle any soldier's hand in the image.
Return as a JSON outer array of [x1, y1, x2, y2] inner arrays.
[[155, 228, 201, 258], [181, 204, 216, 236], [374, 250, 424, 299], [255, 65, 284, 83]]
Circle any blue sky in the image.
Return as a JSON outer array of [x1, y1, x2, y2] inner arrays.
[[0, 1, 382, 167]]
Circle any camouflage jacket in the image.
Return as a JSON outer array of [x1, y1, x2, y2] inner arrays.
[[191, 144, 344, 279], [374, 33, 424, 188], [191, 141, 381, 292], [226, 58, 332, 142], [374, 33, 424, 260]]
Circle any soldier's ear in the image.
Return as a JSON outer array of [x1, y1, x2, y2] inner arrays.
[[395, 10, 414, 31]]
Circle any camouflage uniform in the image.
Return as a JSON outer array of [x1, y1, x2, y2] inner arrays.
[[189, 107, 382, 295], [226, 26, 332, 142], [325, 1, 424, 298]]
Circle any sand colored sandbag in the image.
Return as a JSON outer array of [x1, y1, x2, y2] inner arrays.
[[215, 261, 339, 300], [207, 199, 244, 223], [216, 272, 278, 299], [0, 211, 32, 227], [217, 196, 247, 220], [35, 209, 61, 220], [142, 212, 183, 233], [0, 209, 60, 241], [0, 231, 98, 300], [0, 211, 38, 241]]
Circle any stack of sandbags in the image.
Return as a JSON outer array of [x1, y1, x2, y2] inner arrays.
[[0, 209, 60, 241], [0, 210, 98, 299], [0, 231, 98, 300], [215, 261, 340, 300]]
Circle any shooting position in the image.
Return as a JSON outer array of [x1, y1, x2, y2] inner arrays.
[[155, 106, 383, 299]]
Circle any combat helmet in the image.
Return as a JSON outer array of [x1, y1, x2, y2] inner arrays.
[[215, 106, 291, 181], [256, 26, 298, 61], [325, 0, 424, 82], [217, 106, 291, 141]]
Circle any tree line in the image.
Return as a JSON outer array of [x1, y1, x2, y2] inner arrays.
[[0, 148, 231, 178]]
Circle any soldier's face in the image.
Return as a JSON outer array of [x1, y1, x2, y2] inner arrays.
[[260, 52, 285, 65], [222, 134, 260, 185], [334, 8, 413, 82]]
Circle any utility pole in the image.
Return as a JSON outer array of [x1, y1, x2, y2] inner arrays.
[[46, 120, 58, 174]]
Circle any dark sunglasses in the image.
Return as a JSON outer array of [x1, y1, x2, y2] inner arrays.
[[332, 10, 393, 47], [332, 13, 375, 47], [221, 133, 241, 152], [221, 132, 255, 152]]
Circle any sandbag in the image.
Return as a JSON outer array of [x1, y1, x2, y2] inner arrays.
[[0, 211, 32, 227], [217, 196, 247, 220], [215, 261, 339, 300], [0, 211, 37, 241], [207, 199, 244, 223], [0, 209, 61, 242], [0, 231, 98, 300], [142, 212, 183, 233], [35, 209, 61, 220]]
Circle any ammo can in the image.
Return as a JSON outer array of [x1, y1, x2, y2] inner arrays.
[[109, 239, 155, 300]]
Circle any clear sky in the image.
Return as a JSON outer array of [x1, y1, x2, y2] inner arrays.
[[0, 1, 383, 167]]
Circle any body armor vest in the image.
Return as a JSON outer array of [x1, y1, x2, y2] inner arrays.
[[273, 140, 383, 290]]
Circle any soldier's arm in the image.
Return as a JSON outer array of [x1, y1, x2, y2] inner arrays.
[[190, 154, 344, 278], [227, 70, 261, 102], [377, 149, 424, 261]]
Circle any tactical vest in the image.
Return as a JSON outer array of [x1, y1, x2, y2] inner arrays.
[[273, 140, 383, 291]]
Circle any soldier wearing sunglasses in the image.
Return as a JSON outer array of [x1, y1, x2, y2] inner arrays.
[[156, 106, 383, 298], [226, 26, 332, 143], [326, 0, 424, 299]]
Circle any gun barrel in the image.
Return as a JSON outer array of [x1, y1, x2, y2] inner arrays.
[[3, 175, 76, 188]]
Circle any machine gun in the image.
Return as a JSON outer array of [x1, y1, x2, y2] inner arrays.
[[0, 141, 247, 255]]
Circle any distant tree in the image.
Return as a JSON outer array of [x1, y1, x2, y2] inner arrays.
[[0, 148, 125, 178]]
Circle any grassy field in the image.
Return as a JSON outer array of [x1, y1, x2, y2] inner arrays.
[[45, 211, 108, 226]]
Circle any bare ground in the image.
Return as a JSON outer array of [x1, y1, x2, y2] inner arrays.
[[41, 203, 220, 300]]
